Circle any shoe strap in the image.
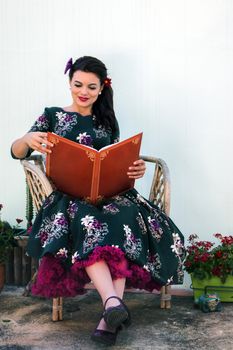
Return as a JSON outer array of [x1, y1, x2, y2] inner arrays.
[[104, 296, 122, 310]]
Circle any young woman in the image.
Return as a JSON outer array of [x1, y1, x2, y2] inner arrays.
[[11, 56, 185, 346]]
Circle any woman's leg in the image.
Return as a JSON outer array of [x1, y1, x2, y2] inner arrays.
[[113, 277, 126, 299], [112, 256, 128, 299], [85, 260, 121, 307], [85, 260, 126, 331]]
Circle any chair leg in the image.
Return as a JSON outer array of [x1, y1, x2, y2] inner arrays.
[[22, 270, 38, 297], [52, 297, 63, 321], [58, 297, 63, 320], [160, 285, 171, 309]]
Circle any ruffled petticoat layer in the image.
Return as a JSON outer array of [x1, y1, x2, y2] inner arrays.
[[32, 246, 162, 298]]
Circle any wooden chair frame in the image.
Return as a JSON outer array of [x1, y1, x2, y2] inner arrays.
[[20, 154, 172, 321]]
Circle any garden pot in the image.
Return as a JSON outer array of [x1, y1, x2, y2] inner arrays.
[[0, 263, 5, 292], [191, 274, 233, 302]]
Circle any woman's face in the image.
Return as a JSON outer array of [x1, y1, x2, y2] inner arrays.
[[69, 70, 102, 111]]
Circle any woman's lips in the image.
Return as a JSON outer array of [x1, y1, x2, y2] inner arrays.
[[78, 96, 89, 102]]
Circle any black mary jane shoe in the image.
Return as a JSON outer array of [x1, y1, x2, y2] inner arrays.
[[91, 327, 121, 346], [103, 296, 131, 329]]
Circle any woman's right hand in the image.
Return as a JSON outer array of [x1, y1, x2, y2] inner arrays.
[[23, 132, 54, 154]]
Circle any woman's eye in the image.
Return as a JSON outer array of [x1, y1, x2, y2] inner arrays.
[[74, 84, 96, 90]]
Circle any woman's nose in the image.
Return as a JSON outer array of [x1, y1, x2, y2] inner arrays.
[[80, 86, 88, 95]]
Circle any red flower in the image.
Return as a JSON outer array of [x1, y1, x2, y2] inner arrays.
[[215, 250, 222, 258], [214, 233, 222, 239], [103, 77, 112, 87], [184, 261, 192, 268], [200, 253, 209, 262], [188, 234, 198, 242], [214, 233, 233, 246], [185, 233, 233, 282], [212, 267, 221, 276]]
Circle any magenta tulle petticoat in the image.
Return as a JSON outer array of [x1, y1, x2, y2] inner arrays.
[[32, 246, 162, 298]]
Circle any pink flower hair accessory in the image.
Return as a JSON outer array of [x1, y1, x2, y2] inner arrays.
[[64, 58, 73, 74]]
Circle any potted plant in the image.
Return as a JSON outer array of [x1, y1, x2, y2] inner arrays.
[[0, 204, 23, 292], [185, 233, 233, 302]]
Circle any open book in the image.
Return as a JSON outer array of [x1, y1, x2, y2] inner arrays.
[[46, 132, 143, 203]]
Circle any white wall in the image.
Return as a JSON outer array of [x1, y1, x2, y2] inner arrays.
[[1, 0, 233, 287]]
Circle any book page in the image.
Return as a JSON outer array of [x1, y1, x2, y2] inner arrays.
[[46, 133, 95, 198], [98, 133, 142, 198]]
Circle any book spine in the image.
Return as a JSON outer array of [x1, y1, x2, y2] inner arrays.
[[90, 154, 101, 202], [46, 153, 51, 177]]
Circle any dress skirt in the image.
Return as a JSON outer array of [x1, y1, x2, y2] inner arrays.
[[27, 188, 185, 298]]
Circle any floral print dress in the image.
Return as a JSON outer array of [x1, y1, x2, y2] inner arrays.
[[21, 107, 185, 298]]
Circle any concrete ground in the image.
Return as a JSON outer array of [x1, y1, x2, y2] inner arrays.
[[0, 286, 233, 350]]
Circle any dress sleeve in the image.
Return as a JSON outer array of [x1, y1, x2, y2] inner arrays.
[[110, 119, 120, 144], [11, 108, 51, 159]]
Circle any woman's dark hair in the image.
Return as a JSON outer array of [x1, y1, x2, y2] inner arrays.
[[69, 56, 117, 132]]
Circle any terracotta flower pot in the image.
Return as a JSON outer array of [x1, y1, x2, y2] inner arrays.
[[0, 263, 5, 292]]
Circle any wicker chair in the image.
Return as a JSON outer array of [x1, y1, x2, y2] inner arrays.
[[20, 154, 172, 321]]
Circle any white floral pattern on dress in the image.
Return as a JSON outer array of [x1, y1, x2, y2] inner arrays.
[[136, 194, 154, 211], [67, 201, 79, 219], [54, 112, 78, 136], [124, 192, 154, 211], [167, 276, 174, 284], [113, 195, 132, 207], [136, 213, 147, 235], [93, 125, 108, 138], [148, 216, 163, 241], [72, 251, 81, 264], [103, 203, 120, 215], [113, 137, 120, 143], [152, 208, 170, 227], [171, 233, 184, 256], [76, 132, 93, 146], [123, 224, 142, 260], [35, 212, 69, 248], [143, 253, 162, 279], [81, 215, 109, 254], [43, 193, 56, 209], [30, 114, 49, 131], [56, 248, 68, 259], [176, 261, 185, 283], [171, 233, 185, 283]]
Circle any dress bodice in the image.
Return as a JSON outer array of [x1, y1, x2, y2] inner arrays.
[[29, 107, 120, 151]]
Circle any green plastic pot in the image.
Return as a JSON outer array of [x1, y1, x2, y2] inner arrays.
[[191, 274, 233, 302]]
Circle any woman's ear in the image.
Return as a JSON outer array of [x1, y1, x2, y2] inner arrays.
[[99, 85, 104, 95]]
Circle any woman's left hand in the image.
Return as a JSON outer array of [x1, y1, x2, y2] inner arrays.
[[127, 159, 146, 179]]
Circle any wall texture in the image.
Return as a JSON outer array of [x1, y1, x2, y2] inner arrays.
[[1, 0, 233, 287]]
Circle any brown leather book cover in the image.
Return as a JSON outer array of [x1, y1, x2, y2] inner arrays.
[[46, 132, 143, 203]]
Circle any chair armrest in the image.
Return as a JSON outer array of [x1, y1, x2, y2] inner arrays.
[[20, 159, 53, 213], [140, 156, 171, 216]]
